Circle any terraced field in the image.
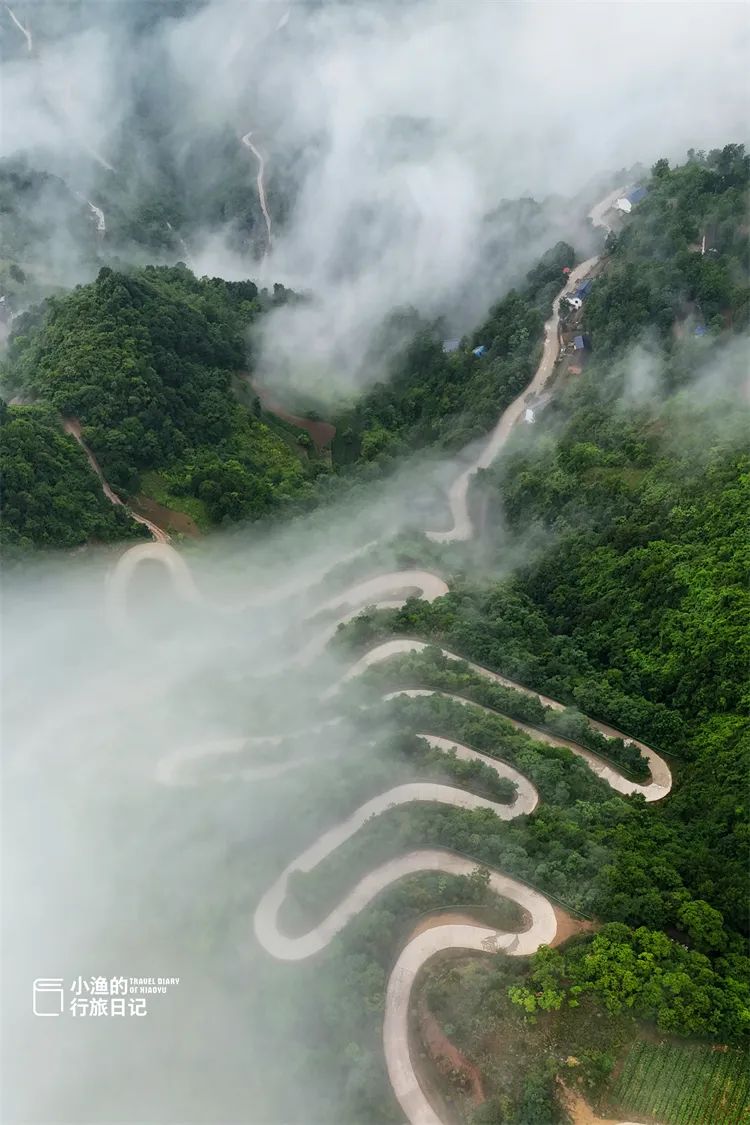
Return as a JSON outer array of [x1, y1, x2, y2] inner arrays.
[[610, 1040, 750, 1124]]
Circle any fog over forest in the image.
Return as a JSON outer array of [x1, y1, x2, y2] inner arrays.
[[2, 0, 748, 386], [1, 2, 748, 1124]]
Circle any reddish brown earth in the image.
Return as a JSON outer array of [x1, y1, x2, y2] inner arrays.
[[130, 494, 201, 538], [417, 995, 485, 1107], [63, 417, 169, 543], [557, 1081, 629, 1125], [550, 905, 597, 947], [246, 377, 336, 452], [408, 907, 533, 943], [406, 905, 588, 1117], [409, 912, 488, 940]]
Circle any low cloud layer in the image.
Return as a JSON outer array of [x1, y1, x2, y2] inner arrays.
[[2, 4, 748, 1120], [4, 326, 747, 1120], [2, 1, 748, 393], [1, 480, 428, 1122]]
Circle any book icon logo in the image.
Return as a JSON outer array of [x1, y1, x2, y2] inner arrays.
[[32, 978, 64, 1016]]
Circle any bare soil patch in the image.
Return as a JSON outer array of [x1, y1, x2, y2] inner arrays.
[[558, 1080, 634, 1125], [550, 904, 597, 947], [131, 494, 201, 538], [248, 378, 335, 452], [418, 994, 485, 1107], [409, 912, 485, 940]]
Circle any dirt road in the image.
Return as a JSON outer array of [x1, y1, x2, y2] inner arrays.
[[63, 418, 169, 543], [248, 378, 336, 452], [5, 4, 32, 51], [241, 130, 273, 253], [429, 188, 623, 543], [74, 192, 106, 234], [116, 541, 664, 1125]]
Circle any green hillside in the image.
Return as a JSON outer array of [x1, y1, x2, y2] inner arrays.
[[2, 266, 314, 545], [0, 401, 145, 550]]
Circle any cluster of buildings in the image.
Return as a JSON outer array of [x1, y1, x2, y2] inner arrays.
[[442, 185, 649, 361], [564, 277, 594, 312], [560, 273, 596, 375], [441, 339, 489, 358], [615, 185, 648, 214]]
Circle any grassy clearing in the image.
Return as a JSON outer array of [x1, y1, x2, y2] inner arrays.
[[138, 470, 210, 531], [257, 409, 312, 459], [416, 955, 748, 1125], [609, 1039, 750, 1124], [581, 465, 649, 490]]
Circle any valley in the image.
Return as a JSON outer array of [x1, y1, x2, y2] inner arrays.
[[0, 4, 747, 1121]]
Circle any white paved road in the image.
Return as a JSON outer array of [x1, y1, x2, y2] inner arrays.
[[428, 189, 623, 542], [241, 130, 273, 253], [113, 187, 651, 1125], [363, 645, 671, 801]]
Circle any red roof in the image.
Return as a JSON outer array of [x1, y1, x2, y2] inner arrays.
[[562, 266, 571, 274]]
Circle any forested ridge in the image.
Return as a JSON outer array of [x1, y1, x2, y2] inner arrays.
[[0, 400, 145, 549], [332, 241, 575, 465], [1, 144, 747, 1122], [1, 266, 315, 545], [0, 220, 582, 549], [584, 145, 750, 351], [275, 148, 749, 1122]]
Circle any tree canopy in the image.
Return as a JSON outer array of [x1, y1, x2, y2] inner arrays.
[[0, 400, 145, 550], [2, 265, 313, 544]]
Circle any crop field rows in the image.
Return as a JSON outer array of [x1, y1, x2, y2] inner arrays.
[[611, 1040, 750, 1124]]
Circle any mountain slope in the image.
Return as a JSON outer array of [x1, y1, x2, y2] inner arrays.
[[2, 266, 313, 537]]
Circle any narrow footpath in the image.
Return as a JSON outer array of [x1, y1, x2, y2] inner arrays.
[[64, 418, 169, 543]]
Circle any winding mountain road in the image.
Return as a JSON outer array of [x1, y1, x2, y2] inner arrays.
[[109, 186, 656, 1124], [429, 185, 623, 542], [73, 191, 106, 234], [348, 641, 670, 802], [63, 419, 169, 543], [241, 130, 273, 255], [5, 4, 32, 52], [106, 537, 384, 638]]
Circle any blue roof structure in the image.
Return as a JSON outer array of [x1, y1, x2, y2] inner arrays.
[[627, 186, 648, 205], [694, 325, 707, 337], [575, 279, 593, 299], [573, 335, 585, 350], [472, 345, 488, 357]]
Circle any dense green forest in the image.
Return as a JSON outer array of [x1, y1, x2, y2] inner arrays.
[[332, 241, 575, 465], [0, 399, 145, 549], [2, 266, 316, 544], [2, 141, 747, 1122], [0, 213, 586, 549], [331, 144, 749, 471], [265, 147, 749, 1122], [583, 144, 750, 351], [5, 0, 745, 1114]]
